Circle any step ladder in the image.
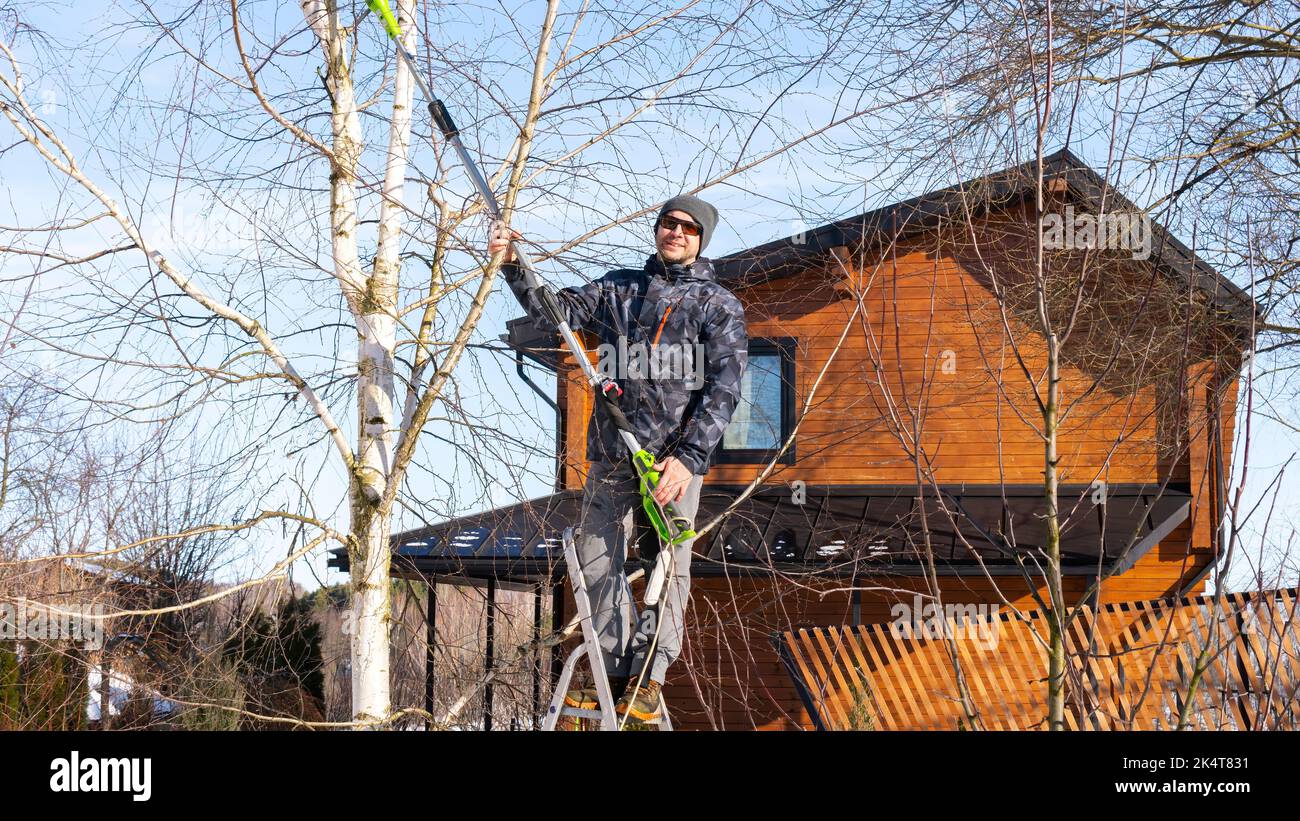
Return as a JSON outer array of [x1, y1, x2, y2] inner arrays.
[[542, 526, 672, 731]]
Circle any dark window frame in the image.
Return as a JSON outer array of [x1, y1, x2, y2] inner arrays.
[[716, 336, 796, 466]]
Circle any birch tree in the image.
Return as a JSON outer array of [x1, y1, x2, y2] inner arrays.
[[3, 0, 892, 726]]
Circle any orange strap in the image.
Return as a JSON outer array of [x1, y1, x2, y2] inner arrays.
[[652, 305, 673, 345]]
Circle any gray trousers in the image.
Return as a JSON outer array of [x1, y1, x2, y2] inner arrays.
[[575, 460, 703, 684]]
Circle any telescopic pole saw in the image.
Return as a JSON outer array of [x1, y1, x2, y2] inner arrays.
[[364, 0, 693, 604]]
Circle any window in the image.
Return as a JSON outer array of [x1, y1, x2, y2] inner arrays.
[[718, 338, 795, 465]]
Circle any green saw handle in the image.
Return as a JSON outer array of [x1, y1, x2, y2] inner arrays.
[[366, 0, 402, 39], [633, 449, 695, 545]]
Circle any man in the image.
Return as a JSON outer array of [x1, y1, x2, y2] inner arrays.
[[489, 194, 747, 722]]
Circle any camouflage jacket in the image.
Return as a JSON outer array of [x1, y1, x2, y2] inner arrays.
[[503, 254, 748, 475]]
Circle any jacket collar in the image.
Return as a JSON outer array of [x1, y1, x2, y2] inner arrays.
[[644, 253, 716, 283]]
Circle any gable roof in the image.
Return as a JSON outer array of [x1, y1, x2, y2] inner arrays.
[[508, 148, 1261, 370], [715, 148, 1258, 318]]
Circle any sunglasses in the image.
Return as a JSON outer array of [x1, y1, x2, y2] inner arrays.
[[656, 215, 702, 237]]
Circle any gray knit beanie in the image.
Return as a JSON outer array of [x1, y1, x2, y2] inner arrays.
[[657, 194, 720, 252]]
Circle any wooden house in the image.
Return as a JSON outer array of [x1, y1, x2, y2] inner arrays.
[[330, 149, 1260, 729]]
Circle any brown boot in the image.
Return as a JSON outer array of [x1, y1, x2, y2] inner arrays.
[[564, 676, 629, 710], [615, 679, 663, 723]]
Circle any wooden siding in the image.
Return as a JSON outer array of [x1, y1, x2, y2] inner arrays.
[[548, 204, 1246, 730]]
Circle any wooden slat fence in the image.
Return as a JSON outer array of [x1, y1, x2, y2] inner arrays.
[[778, 588, 1300, 730]]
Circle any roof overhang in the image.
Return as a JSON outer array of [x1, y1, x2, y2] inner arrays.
[[328, 483, 1192, 586]]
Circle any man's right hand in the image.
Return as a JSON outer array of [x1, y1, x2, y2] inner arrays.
[[488, 221, 520, 264]]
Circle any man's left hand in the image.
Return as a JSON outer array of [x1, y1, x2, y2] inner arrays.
[[651, 456, 693, 506]]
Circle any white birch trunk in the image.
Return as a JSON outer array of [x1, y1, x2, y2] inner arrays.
[[304, 0, 413, 725], [351, 0, 416, 726]]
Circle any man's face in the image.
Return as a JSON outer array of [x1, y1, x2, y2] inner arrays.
[[655, 209, 702, 266]]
